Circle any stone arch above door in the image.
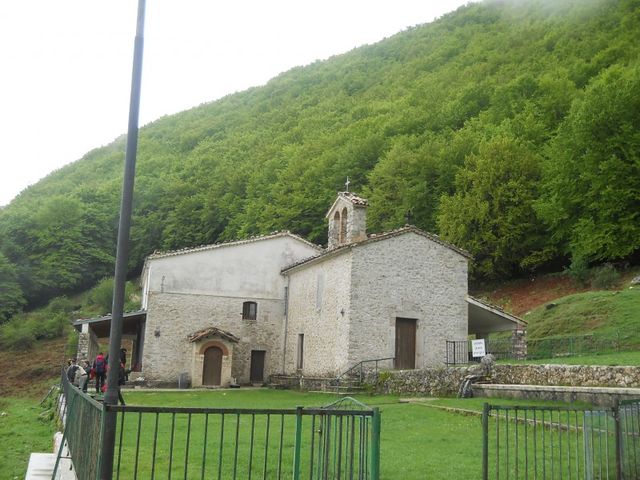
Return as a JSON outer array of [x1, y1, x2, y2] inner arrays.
[[199, 340, 229, 356], [188, 326, 238, 388]]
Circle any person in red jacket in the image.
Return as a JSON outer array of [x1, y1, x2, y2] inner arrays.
[[93, 352, 107, 394]]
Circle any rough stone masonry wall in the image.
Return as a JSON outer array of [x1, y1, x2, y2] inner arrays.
[[349, 233, 468, 369], [491, 364, 640, 388], [142, 292, 285, 386], [373, 366, 478, 396], [375, 364, 640, 396], [284, 253, 352, 376]]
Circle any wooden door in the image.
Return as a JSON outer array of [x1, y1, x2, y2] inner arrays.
[[395, 318, 416, 369], [203, 346, 223, 386], [250, 350, 266, 383]]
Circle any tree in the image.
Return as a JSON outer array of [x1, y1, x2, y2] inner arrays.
[[0, 252, 25, 322], [537, 63, 640, 263], [437, 135, 547, 278]]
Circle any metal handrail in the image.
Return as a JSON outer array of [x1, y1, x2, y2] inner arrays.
[[336, 357, 396, 385]]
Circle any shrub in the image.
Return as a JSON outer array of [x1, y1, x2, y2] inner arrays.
[[88, 277, 141, 314], [0, 322, 36, 350], [567, 255, 590, 286], [87, 277, 115, 313], [47, 296, 74, 314], [66, 329, 79, 358], [39, 314, 67, 340], [591, 264, 620, 289]]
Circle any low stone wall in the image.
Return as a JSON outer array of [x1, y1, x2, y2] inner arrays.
[[491, 364, 640, 388], [372, 366, 481, 396], [472, 384, 640, 406], [270, 375, 341, 391], [375, 364, 640, 396]]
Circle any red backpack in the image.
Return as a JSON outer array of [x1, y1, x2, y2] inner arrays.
[[95, 356, 106, 373]]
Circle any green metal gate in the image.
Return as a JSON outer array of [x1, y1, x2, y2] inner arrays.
[[54, 371, 380, 479]]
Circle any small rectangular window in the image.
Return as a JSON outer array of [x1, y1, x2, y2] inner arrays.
[[243, 301, 257, 320]]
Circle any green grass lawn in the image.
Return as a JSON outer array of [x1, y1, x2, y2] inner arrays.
[[525, 288, 640, 341], [0, 395, 57, 479], [2, 386, 607, 479], [498, 350, 640, 366], [117, 389, 485, 479], [115, 389, 588, 480]]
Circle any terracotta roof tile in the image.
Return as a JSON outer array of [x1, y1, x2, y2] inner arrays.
[[147, 231, 321, 260], [339, 191, 369, 206], [282, 225, 472, 273], [187, 326, 240, 343]]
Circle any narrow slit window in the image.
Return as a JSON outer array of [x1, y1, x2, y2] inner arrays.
[[242, 301, 257, 320], [297, 334, 304, 370]]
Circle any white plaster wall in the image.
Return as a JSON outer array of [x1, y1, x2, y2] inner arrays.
[[141, 235, 320, 385], [284, 253, 352, 376], [349, 233, 468, 368], [146, 235, 319, 298]]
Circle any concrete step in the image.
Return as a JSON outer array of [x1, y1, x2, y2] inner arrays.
[[25, 452, 75, 480], [25, 453, 56, 479]]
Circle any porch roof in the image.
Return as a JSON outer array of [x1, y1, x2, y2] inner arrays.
[[187, 326, 240, 344], [72, 310, 147, 338], [467, 296, 526, 335]]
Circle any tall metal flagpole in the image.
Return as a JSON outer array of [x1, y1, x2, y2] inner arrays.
[[99, 0, 146, 478]]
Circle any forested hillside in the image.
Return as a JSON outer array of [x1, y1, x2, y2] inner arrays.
[[1, 0, 639, 321]]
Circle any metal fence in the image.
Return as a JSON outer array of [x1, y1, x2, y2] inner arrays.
[[525, 334, 625, 360], [54, 370, 381, 480], [482, 400, 640, 479], [336, 357, 395, 386], [54, 368, 105, 479], [446, 332, 630, 365], [446, 339, 514, 364], [619, 400, 640, 479]]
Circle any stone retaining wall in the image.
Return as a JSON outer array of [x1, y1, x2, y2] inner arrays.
[[472, 384, 640, 406], [375, 363, 640, 396], [491, 364, 640, 388], [372, 366, 478, 396]]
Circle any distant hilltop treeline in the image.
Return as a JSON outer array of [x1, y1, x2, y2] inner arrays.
[[1, 0, 639, 321]]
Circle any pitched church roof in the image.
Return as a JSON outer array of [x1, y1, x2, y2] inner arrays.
[[325, 192, 369, 218], [282, 225, 472, 274], [146, 231, 322, 261]]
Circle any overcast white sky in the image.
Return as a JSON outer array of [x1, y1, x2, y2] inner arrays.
[[0, 0, 470, 206]]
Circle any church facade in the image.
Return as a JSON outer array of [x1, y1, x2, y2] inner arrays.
[[281, 193, 470, 377], [75, 192, 522, 387]]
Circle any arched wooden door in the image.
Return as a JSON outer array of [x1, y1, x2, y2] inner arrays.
[[202, 346, 223, 386]]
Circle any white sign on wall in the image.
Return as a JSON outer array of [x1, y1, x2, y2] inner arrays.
[[471, 339, 486, 358]]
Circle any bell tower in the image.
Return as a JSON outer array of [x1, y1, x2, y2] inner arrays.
[[325, 191, 369, 249]]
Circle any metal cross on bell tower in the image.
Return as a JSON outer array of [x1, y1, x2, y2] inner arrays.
[[345, 176, 350, 192]]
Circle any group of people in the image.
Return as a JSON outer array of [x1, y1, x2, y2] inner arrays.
[[66, 347, 129, 404]]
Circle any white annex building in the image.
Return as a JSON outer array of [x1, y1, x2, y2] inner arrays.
[[75, 192, 524, 387]]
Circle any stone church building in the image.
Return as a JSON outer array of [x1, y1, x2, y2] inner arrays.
[[75, 192, 524, 387]]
